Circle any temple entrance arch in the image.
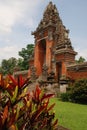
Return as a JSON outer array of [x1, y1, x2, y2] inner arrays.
[[37, 39, 46, 74]]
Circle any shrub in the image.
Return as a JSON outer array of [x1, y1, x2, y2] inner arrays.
[[70, 79, 87, 104], [0, 74, 58, 130], [60, 93, 70, 102]]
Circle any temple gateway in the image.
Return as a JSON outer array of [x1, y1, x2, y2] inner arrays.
[[13, 2, 87, 93], [28, 1, 87, 88]]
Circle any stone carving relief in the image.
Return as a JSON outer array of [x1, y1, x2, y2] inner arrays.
[[30, 66, 37, 80], [42, 64, 48, 81], [48, 29, 53, 41]]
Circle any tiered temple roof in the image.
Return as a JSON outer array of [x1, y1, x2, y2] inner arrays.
[[32, 2, 77, 56]]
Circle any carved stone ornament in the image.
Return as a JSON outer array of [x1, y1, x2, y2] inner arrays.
[[42, 64, 48, 77], [48, 29, 53, 41], [30, 66, 37, 80]]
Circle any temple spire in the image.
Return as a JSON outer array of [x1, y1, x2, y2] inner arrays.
[[34, 1, 61, 32]]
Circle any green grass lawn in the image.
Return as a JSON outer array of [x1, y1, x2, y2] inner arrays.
[[51, 98, 87, 130]]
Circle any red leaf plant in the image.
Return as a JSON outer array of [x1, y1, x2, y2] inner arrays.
[[0, 75, 58, 130]]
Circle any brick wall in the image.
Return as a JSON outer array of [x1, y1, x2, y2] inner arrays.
[[34, 42, 44, 75], [56, 54, 65, 61], [46, 39, 54, 73], [61, 62, 67, 76], [67, 70, 87, 80]]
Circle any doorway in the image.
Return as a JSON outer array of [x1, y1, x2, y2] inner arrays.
[[56, 62, 62, 82], [38, 39, 46, 73]]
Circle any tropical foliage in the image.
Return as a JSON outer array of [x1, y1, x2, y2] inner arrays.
[[70, 78, 87, 104], [0, 74, 58, 130], [60, 79, 87, 104], [0, 57, 17, 75]]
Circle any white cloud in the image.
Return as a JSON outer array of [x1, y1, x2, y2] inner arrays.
[[70, 36, 87, 60], [76, 49, 87, 60], [0, 45, 20, 62], [0, 0, 44, 63], [0, 1, 22, 34], [0, 0, 42, 34]]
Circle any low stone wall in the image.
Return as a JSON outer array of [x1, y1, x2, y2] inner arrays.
[[67, 70, 87, 80]]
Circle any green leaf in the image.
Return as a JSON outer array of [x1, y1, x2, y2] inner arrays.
[[11, 86, 18, 104]]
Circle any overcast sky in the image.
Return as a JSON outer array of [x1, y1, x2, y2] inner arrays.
[[0, 0, 87, 63]]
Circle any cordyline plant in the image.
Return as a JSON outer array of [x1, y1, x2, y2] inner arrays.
[[0, 74, 58, 130]]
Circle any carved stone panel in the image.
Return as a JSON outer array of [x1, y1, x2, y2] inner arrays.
[[48, 29, 53, 41], [42, 64, 48, 80], [30, 66, 37, 80]]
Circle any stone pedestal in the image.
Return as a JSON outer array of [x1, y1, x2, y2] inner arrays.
[[59, 79, 68, 93]]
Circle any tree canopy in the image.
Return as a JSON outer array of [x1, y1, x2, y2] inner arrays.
[[0, 44, 35, 75], [0, 57, 17, 75], [76, 56, 86, 63], [18, 44, 34, 70]]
